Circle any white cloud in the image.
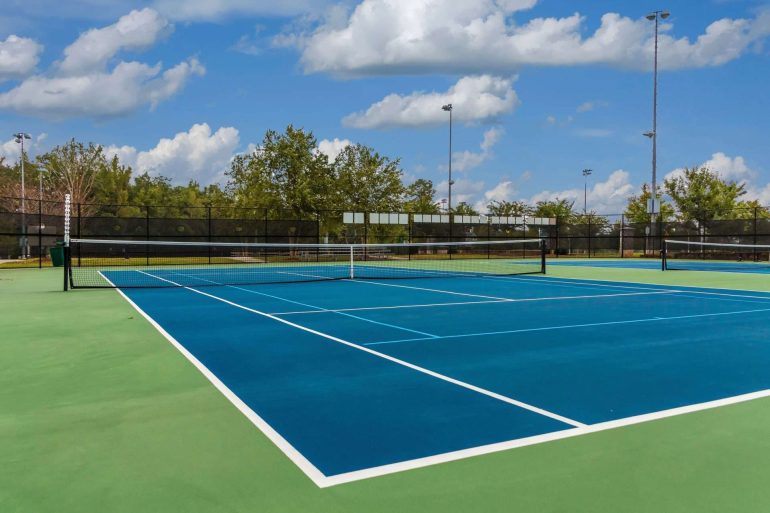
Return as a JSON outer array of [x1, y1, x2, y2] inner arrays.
[[664, 152, 755, 183], [747, 183, 770, 205], [343, 75, 518, 129], [452, 127, 503, 172], [703, 152, 754, 182], [436, 178, 485, 206], [484, 180, 516, 203], [469, 181, 518, 213], [294, 1, 770, 75], [0, 35, 42, 81], [103, 144, 139, 168], [0, 58, 205, 119], [151, 0, 326, 21], [663, 152, 770, 205], [529, 170, 635, 214], [0, 10, 203, 119], [317, 138, 352, 161], [106, 124, 240, 184], [231, 25, 266, 56], [59, 9, 172, 75]]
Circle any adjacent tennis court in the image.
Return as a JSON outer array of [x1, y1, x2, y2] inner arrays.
[[105, 263, 770, 486]]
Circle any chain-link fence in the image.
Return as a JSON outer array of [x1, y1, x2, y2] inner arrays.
[[2, 196, 769, 268]]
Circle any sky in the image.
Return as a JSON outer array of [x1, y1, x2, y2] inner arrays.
[[1, 0, 769, 214]]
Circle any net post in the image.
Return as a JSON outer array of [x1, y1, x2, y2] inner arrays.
[[540, 238, 547, 274], [661, 240, 667, 271], [63, 194, 71, 291], [349, 245, 355, 279]]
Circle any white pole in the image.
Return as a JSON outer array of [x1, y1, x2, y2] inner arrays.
[[64, 194, 71, 247], [20, 137, 27, 259], [349, 245, 355, 279]]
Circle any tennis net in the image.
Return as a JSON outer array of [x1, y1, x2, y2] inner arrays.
[[662, 239, 770, 272], [64, 238, 546, 289]]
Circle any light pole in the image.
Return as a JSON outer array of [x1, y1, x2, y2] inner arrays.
[[645, 10, 669, 219], [14, 132, 31, 259], [582, 169, 592, 214], [442, 104, 454, 213]]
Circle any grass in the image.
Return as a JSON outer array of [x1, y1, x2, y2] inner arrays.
[[1, 266, 770, 512]]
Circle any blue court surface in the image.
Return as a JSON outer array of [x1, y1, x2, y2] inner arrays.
[[111, 271, 770, 485], [550, 258, 770, 274]]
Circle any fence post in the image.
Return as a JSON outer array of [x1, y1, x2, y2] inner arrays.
[[263, 209, 268, 244], [754, 206, 759, 262], [587, 216, 592, 258], [619, 214, 624, 258], [207, 205, 212, 264], [38, 198, 42, 268], [77, 203, 82, 267], [145, 205, 150, 265]]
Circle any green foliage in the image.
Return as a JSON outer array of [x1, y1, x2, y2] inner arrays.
[[334, 143, 405, 213], [487, 200, 530, 216], [37, 139, 106, 210], [452, 202, 479, 215], [404, 179, 439, 214], [624, 183, 675, 224], [663, 166, 746, 221], [227, 125, 334, 217], [733, 200, 770, 220], [532, 198, 576, 222]]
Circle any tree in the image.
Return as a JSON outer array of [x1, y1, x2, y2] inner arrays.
[[404, 179, 439, 214], [90, 156, 136, 215], [532, 198, 576, 223], [227, 125, 334, 217], [452, 202, 479, 215], [663, 166, 746, 222], [733, 199, 770, 220], [487, 200, 530, 216], [333, 143, 405, 213], [37, 140, 107, 214], [624, 183, 675, 224]]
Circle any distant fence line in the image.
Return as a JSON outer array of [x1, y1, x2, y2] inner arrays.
[[3, 196, 770, 266]]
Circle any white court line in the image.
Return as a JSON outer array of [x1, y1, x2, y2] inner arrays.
[[98, 271, 329, 487], [167, 271, 438, 339], [507, 273, 770, 298], [322, 388, 770, 486], [512, 274, 770, 305], [271, 290, 680, 316], [674, 293, 770, 306], [365, 306, 770, 346], [346, 277, 682, 303], [273, 299, 510, 315], [106, 269, 770, 488], [136, 270, 586, 433]]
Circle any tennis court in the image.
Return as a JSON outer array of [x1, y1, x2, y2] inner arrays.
[[550, 259, 770, 273], [105, 262, 770, 487]]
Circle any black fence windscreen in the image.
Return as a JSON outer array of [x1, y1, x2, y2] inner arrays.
[[3, 196, 770, 269]]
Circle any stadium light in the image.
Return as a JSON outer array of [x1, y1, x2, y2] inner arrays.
[[14, 132, 32, 259], [582, 169, 592, 214], [645, 10, 670, 251]]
